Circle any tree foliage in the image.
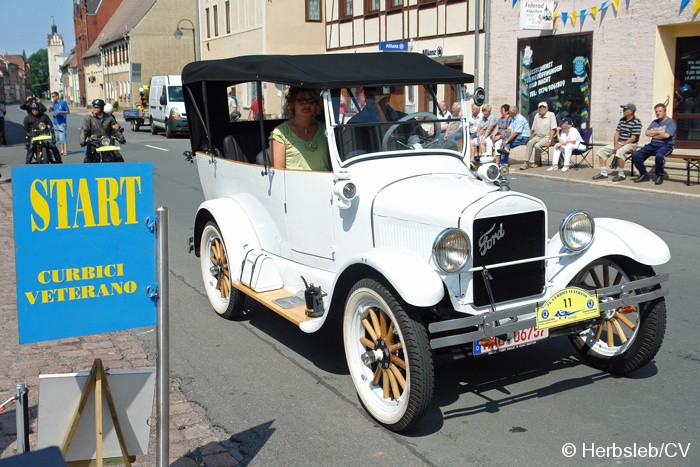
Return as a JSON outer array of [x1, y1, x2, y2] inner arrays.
[[28, 49, 49, 96]]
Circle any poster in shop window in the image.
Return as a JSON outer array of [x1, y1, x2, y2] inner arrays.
[[517, 33, 593, 127]]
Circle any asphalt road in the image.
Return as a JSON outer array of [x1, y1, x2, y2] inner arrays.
[[2, 106, 699, 466]]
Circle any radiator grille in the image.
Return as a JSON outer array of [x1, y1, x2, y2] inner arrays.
[[472, 211, 545, 307]]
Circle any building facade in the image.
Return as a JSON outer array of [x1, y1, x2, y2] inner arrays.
[[198, 0, 326, 116], [0, 54, 30, 103], [488, 0, 700, 148], [73, 0, 124, 107]]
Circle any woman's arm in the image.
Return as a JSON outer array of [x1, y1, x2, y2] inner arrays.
[[270, 139, 286, 169]]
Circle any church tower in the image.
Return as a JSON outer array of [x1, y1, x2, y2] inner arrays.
[[47, 20, 66, 95]]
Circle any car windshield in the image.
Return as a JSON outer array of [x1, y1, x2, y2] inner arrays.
[[168, 86, 184, 102], [328, 85, 464, 163]]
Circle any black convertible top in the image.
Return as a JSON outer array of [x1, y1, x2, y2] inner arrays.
[[182, 52, 474, 87]]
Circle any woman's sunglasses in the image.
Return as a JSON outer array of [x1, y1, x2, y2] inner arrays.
[[295, 98, 317, 105]]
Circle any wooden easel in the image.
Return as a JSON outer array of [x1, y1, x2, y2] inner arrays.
[[60, 359, 132, 467]]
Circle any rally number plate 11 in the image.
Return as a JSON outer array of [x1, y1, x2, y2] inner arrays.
[[536, 287, 600, 330]]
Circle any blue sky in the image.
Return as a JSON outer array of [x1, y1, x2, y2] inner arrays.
[[0, 0, 76, 57]]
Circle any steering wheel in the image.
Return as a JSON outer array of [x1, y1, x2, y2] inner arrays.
[[381, 111, 441, 151]]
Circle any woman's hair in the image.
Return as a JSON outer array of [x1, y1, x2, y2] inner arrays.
[[283, 87, 322, 119], [500, 104, 510, 112], [482, 104, 492, 113]]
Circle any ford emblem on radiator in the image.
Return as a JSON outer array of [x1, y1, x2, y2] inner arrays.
[[478, 223, 505, 256]]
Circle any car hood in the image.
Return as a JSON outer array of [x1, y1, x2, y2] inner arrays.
[[372, 173, 492, 227]]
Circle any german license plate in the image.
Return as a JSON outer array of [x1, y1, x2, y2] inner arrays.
[[473, 327, 549, 356], [536, 287, 600, 330]]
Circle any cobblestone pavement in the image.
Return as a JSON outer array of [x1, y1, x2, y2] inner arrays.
[[0, 178, 239, 465]]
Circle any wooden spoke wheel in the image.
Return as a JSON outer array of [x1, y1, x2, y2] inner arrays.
[[569, 257, 666, 375], [343, 279, 433, 432], [199, 221, 245, 320]]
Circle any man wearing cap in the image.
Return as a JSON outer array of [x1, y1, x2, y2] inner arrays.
[[631, 103, 676, 185], [520, 101, 557, 170], [592, 103, 642, 182]]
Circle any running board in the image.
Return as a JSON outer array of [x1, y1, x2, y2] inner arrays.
[[231, 280, 313, 326]]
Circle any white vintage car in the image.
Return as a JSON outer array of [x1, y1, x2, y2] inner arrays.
[[182, 53, 669, 432]]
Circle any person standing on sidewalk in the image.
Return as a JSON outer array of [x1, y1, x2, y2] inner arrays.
[[631, 103, 676, 185], [49, 92, 70, 157], [520, 101, 557, 170], [592, 103, 642, 182], [0, 99, 6, 145]]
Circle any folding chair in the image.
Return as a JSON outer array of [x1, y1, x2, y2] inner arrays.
[[571, 127, 594, 169]]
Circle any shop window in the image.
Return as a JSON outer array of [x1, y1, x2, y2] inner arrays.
[[517, 33, 593, 128], [307, 0, 321, 21], [387, 0, 403, 10], [674, 36, 700, 148], [225, 1, 231, 33]]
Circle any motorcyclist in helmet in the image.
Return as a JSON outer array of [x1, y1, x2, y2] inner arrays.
[[79, 98, 126, 162], [23, 102, 63, 164], [20, 93, 47, 115]]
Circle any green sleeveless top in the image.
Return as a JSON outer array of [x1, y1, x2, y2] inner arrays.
[[269, 120, 330, 171]]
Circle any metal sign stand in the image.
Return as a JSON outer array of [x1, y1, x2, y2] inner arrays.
[[155, 207, 170, 467], [16, 382, 30, 453]]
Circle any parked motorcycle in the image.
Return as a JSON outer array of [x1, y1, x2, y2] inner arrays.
[[27, 123, 56, 164], [85, 128, 126, 163]]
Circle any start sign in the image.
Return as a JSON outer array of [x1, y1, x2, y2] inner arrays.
[[12, 163, 156, 344]]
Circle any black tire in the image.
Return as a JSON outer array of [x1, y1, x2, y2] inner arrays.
[[150, 118, 157, 135], [165, 120, 172, 139], [343, 278, 434, 432], [568, 257, 666, 375], [199, 221, 246, 320], [40, 146, 50, 164]]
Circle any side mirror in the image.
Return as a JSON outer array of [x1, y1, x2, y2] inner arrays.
[[472, 87, 486, 106], [160, 95, 166, 105]]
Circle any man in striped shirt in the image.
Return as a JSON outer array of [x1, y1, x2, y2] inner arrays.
[[592, 103, 642, 182]]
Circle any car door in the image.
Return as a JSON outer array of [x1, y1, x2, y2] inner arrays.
[[284, 170, 335, 261]]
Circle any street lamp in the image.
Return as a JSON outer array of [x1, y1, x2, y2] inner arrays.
[[174, 19, 197, 61]]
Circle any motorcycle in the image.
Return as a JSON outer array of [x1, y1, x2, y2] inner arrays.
[[85, 128, 126, 163], [27, 123, 56, 164]]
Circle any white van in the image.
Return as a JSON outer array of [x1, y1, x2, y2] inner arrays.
[[148, 75, 188, 138]]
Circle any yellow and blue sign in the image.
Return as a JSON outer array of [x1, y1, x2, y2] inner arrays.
[[12, 163, 156, 344], [536, 287, 600, 330]]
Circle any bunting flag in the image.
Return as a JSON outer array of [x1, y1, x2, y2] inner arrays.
[[570, 11, 578, 26], [590, 6, 598, 19], [694, 0, 700, 14], [680, 0, 690, 11], [561, 12, 568, 26], [612, 0, 620, 10], [553, 11, 559, 23], [512, 0, 518, 7]]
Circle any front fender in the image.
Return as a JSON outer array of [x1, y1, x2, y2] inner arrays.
[[194, 198, 261, 282], [337, 248, 445, 307], [547, 217, 670, 288]]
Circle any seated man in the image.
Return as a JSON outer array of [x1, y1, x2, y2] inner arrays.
[[496, 106, 531, 165], [592, 103, 641, 182], [520, 101, 557, 170], [631, 103, 676, 185]]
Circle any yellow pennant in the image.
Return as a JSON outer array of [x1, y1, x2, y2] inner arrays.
[[590, 5, 598, 19], [612, 0, 620, 10], [570, 11, 578, 26], [694, 0, 700, 15], [553, 11, 559, 22]]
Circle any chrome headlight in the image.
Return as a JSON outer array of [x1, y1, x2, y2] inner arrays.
[[559, 210, 595, 251], [99, 136, 112, 146], [38, 123, 47, 131], [432, 228, 471, 273]]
